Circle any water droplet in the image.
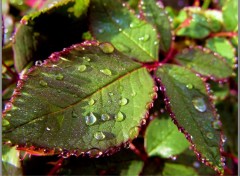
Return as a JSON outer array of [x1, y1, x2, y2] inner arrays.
[[170, 156, 177, 160], [192, 97, 206, 112], [101, 114, 110, 121], [2, 119, 10, 126], [115, 111, 124, 122], [193, 161, 200, 168], [186, 84, 193, 89], [35, 60, 43, 66], [119, 98, 128, 106], [222, 135, 227, 143], [118, 28, 122, 32], [206, 132, 214, 139], [78, 65, 87, 72], [99, 43, 114, 54], [39, 80, 48, 87], [56, 74, 64, 80], [138, 34, 150, 41], [85, 112, 97, 126], [108, 92, 114, 96], [212, 120, 222, 130], [129, 126, 139, 138], [88, 99, 95, 106], [46, 127, 50, 131], [100, 69, 112, 76], [154, 41, 158, 45], [131, 91, 136, 97], [94, 131, 105, 140]]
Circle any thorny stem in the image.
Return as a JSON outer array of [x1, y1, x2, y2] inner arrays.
[[129, 143, 147, 161], [209, 32, 238, 38], [47, 157, 64, 176]]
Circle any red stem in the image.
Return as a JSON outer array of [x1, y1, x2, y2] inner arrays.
[[129, 143, 147, 161], [161, 44, 177, 64], [47, 157, 64, 176], [222, 152, 238, 164], [209, 32, 237, 38]]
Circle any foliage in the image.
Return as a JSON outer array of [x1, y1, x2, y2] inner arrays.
[[2, 0, 238, 175]]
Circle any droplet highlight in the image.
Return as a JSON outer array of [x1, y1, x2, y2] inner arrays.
[[115, 111, 124, 122], [39, 80, 48, 87], [46, 127, 51, 131], [138, 34, 150, 41], [206, 132, 214, 139], [101, 114, 110, 121], [99, 43, 114, 54], [119, 98, 128, 106], [100, 69, 112, 76], [78, 65, 87, 72], [88, 99, 95, 106], [186, 84, 193, 89], [85, 112, 97, 126], [192, 97, 207, 112], [94, 131, 105, 140]]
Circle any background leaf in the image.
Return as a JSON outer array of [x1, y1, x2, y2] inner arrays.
[[145, 115, 189, 158], [13, 0, 89, 73], [2, 145, 23, 176], [222, 0, 238, 31], [205, 37, 236, 66], [3, 42, 155, 156], [140, 0, 172, 52], [120, 160, 144, 176], [156, 64, 223, 173], [175, 47, 233, 79], [163, 163, 198, 176], [90, 0, 159, 62]]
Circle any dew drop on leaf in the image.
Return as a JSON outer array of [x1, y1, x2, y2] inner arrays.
[[35, 60, 43, 66], [115, 111, 124, 122], [83, 57, 91, 62], [192, 97, 207, 112], [186, 83, 193, 89], [94, 131, 105, 140], [85, 112, 97, 126], [39, 80, 48, 87], [99, 43, 114, 53], [100, 69, 112, 76], [2, 119, 10, 126], [56, 74, 64, 80], [129, 126, 139, 138], [130, 20, 142, 28], [78, 65, 87, 72], [101, 114, 110, 121], [108, 92, 114, 96], [212, 120, 222, 130], [206, 132, 214, 139], [88, 99, 95, 106], [119, 98, 128, 106], [138, 34, 150, 41], [131, 91, 136, 97], [46, 127, 50, 131]]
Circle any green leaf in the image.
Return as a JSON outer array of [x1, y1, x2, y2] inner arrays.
[[3, 42, 155, 156], [156, 64, 223, 173], [145, 115, 189, 158], [209, 81, 230, 103], [120, 160, 144, 176], [13, 0, 89, 72], [2, 145, 23, 176], [163, 163, 198, 176], [90, 0, 159, 62], [222, 0, 238, 31], [205, 37, 236, 66], [140, 0, 172, 52], [175, 47, 233, 79]]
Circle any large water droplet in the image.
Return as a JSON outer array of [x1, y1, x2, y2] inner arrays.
[[101, 114, 110, 121], [100, 69, 112, 76], [2, 119, 10, 126], [206, 132, 214, 139], [88, 99, 95, 106], [94, 131, 105, 140], [119, 98, 128, 106], [99, 43, 114, 53], [186, 84, 193, 89], [192, 97, 206, 112], [85, 112, 97, 126], [39, 80, 48, 87], [78, 65, 87, 72], [115, 111, 124, 122], [56, 74, 64, 80], [115, 43, 131, 53]]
